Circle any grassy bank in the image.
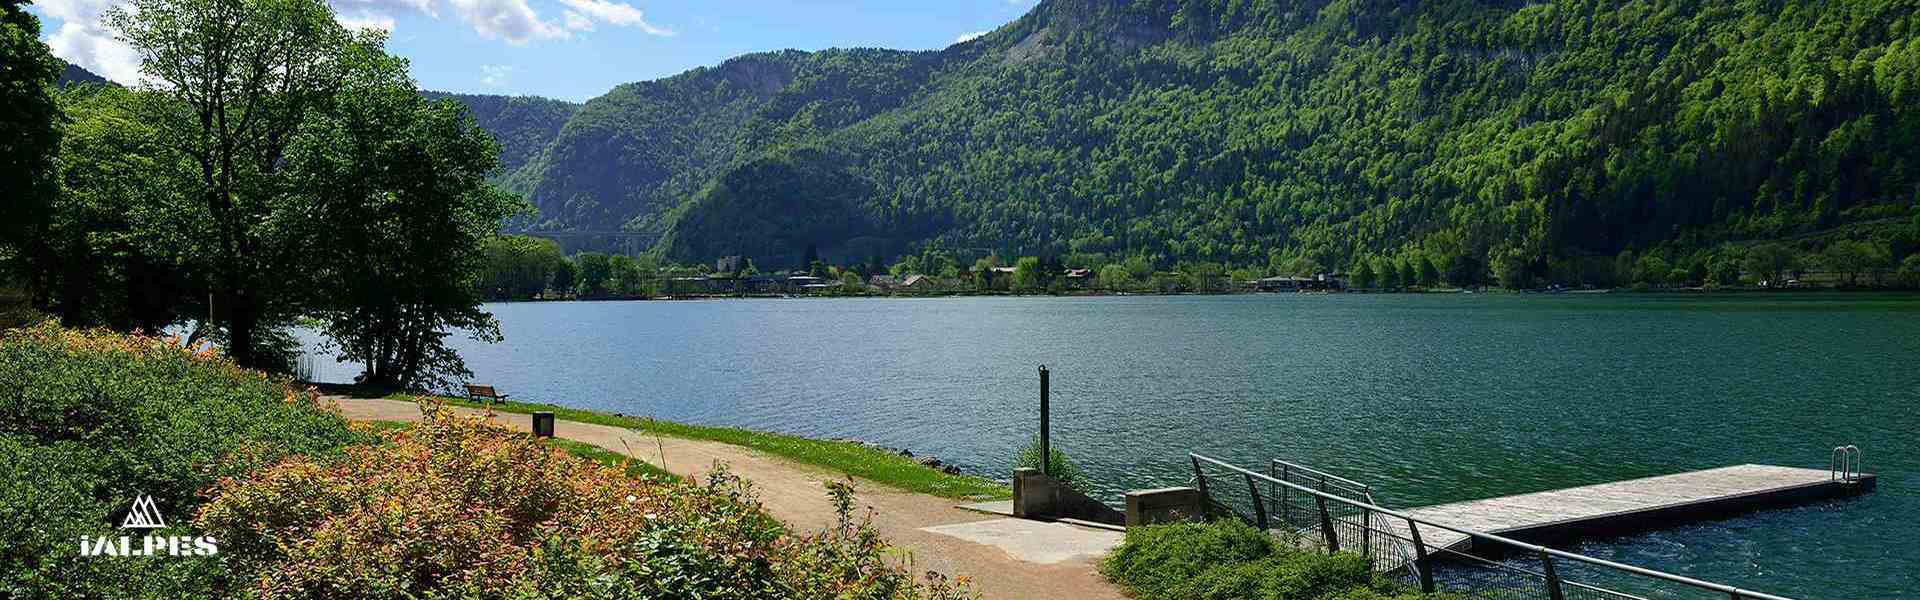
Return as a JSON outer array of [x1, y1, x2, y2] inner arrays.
[[351, 390, 1010, 501]]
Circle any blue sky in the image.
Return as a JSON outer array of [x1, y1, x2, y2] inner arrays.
[[31, 0, 1038, 101]]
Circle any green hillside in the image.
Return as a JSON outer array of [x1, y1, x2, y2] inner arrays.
[[421, 92, 577, 179], [468, 0, 1920, 281]]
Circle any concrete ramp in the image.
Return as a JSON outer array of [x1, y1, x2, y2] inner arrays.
[[919, 518, 1123, 565]]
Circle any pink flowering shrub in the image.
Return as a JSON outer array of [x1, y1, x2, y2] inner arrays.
[[198, 400, 974, 599]]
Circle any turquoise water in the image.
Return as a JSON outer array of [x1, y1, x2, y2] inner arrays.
[[302, 293, 1920, 598]]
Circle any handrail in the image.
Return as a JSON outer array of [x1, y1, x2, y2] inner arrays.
[[1830, 445, 1862, 482], [1270, 458, 1372, 492], [1192, 453, 1796, 600]]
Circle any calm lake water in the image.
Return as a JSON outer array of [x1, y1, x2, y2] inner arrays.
[[302, 293, 1919, 598]]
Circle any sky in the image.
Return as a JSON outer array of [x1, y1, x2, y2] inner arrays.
[[28, 0, 1040, 101]]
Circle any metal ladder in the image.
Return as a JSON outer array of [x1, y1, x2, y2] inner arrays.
[[1830, 445, 1863, 483]]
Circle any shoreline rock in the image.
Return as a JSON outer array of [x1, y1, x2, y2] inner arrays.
[[830, 437, 964, 475]]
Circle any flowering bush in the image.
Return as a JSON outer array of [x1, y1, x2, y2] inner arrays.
[[0, 323, 368, 598], [1, 325, 972, 599], [200, 399, 974, 599]]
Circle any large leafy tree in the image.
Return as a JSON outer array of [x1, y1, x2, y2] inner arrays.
[[108, 0, 369, 368], [43, 86, 196, 330], [287, 50, 522, 389], [0, 0, 63, 300]]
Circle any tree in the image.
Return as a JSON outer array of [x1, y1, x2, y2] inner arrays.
[[1490, 248, 1530, 289], [1279, 255, 1322, 277], [551, 259, 577, 296], [1819, 240, 1888, 286], [35, 86, 199, 331], [1634, 254, 1671, 287], [1899, 254, 1920, 287], [1445, 253, 1483, 288], [1097, 263, 1133, 291], [289, 59, 521, 389], [0, 0, 63, 305], [1416, 255, 1440, 287], [608, 255, 642, 296], [1742, 244, 1800, 285], [574, 252, 613, 297], [1709, 256, 1742, 287], [1374, 257, 1401, 289], [1349, 260, 1376, 289], [109, 0, 368, 368], [478, 235, 564, 300], [1012, 256, 1044, 291]]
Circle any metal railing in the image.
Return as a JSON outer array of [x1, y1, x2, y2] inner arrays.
[[1269, 458, 1378, 505], [1830, 445, 1863, 483], [1190, 453, 1797, 600]]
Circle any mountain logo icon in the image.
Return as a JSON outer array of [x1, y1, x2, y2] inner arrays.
[[121, 495, 167, 529]]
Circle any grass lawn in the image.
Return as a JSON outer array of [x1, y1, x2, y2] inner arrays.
[[343, 389, 1010, 501]]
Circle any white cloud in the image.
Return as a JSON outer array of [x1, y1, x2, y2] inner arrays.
[[553, 0, 671, 36], [445, 0, 568, 44], [36, 0, 670, 80], [562, 10, 593, 31], [335, 11, 397, 32], [479, 64, 512, 87], [955, 30, 988, 43], [36, 0, 141, 84]]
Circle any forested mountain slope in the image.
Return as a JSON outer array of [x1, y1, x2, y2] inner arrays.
[[475, 0, 1920, 277], [421, 92, 577, 178]]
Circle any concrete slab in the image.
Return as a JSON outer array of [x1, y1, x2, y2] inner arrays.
[[957, 500, 1016, 517], [919, 518, 1124, 565]]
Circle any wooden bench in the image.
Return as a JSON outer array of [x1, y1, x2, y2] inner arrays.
[[464, 384, 511, 404]]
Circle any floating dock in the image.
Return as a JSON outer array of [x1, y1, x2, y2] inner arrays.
[[1400, 464, 1876, 552]]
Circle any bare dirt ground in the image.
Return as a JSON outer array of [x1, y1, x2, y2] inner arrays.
[[326, 396, 1125, 600]]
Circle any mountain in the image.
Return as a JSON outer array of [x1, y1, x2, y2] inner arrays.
[[57, 62, 110, 87], [421, 92, 578, 179], [463, 0, 1920, 277]]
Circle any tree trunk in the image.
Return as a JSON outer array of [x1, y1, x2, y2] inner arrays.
[[226, 290, 260, 368]]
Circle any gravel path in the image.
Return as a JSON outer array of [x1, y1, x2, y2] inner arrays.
[[326, 397, 1124, 600]]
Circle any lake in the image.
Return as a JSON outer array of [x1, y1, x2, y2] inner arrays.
[[300, 293, 1919, 598]]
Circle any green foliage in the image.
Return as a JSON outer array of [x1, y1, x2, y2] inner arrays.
[[1101, 519, 1459, 600], [1099, 520, 1273, 598], [0, 324, 369, 598], [1012, 256, 1046, 291], [38, 85, 193, 330], [478, 235, 567, 300], [460, 0, 1920, 278], [0, 0, 64, 305], [289, 62, 522, 390], [1819, 239, 1892, 286], [200, 402, 974, 599], [421, 91, 578, 177], [1014, 435, 1086, 492]]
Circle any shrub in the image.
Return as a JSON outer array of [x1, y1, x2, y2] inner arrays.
[[1100, 520, 1274, 598], [1013, 435, 1087, 492], [1102, 519, 1461, 600], [200, 399, 973, 599], [0, 323, 369, 598]]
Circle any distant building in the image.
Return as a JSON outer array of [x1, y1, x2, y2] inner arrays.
[[868, 274, 900, 290], [715, 256, 743, 273], [1256, 275, 1344, 292], [899, 274, 934, 290], [1063, 268, 1095, 288]]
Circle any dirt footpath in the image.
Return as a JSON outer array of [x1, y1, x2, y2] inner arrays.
[[326, 397, 1125, 600]]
